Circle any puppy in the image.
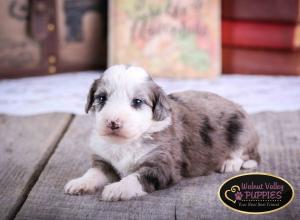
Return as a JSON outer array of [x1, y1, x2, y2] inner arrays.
[[64, 65, 260, 201]]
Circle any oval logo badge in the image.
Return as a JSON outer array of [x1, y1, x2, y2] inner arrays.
[[218, 173, 294, 214]]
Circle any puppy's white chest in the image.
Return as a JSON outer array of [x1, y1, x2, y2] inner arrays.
[[111, 151, 135, 177], [90, 134, 155, 177]]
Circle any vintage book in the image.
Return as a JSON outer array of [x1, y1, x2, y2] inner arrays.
[[222, 20, 300, 50], [222, 47, 300, 75], [0, 0, 107, 79], [222, 0, 300, 23], [109, 0, 221, 79]]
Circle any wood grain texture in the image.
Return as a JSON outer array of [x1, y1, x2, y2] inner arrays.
[[16, 112, 300, 220], [0, 113, 72, 220]]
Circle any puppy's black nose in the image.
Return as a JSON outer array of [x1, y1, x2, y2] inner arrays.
[[107, 120, 121, 130]]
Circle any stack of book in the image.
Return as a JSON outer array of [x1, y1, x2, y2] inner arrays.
[[222, 0, 300, 75]]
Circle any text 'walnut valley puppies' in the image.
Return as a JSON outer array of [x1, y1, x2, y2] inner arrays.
[[64, 65, 260, 201]]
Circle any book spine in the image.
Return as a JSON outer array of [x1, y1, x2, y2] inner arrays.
[[222, 21, 297, 50], [222, 47, 300, 75], [222, 0, 300, 23]]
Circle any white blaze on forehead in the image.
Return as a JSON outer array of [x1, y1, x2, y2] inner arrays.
[[93, 65, 155, 142], [102, 65, 149, 91]]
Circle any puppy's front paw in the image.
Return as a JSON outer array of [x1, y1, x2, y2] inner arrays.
[[101, 174, 147, 201], [64, 168, 109, 195], [64, 177, 98, 195], [220, 158, 243, 173]]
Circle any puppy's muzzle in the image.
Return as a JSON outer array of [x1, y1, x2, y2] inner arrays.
[[105, 119, 122, 131]]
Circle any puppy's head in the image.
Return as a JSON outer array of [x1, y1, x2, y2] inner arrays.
[[86, 65, 171, 142]]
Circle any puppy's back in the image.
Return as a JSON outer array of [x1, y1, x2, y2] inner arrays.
[[167, 91, 259, 176], [168, 91, 242, 116]]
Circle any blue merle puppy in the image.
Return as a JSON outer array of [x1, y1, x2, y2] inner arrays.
[[64, 65, 260, 201]]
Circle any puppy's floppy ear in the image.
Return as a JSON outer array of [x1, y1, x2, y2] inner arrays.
[[85, 80, 98, 113], [151, 84, 171, 121]]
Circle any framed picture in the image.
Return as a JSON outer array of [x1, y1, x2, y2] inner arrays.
[[109, 0, 221, 79]]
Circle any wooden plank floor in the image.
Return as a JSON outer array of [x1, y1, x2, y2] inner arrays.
[[14, 116, 176, 220], [0, 113, 73, 220], [0, 112, 299, 220]]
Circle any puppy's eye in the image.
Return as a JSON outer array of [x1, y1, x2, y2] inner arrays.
[[132, 98, 144, 108], [95, 95, 107, 104]]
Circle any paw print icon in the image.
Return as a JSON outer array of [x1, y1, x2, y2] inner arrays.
[[235, 192, 243, 201]]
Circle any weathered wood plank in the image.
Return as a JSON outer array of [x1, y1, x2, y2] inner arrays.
[[15, 112, 300, 220], [0, 113, 72, 220], [15, 116, 175, 220]]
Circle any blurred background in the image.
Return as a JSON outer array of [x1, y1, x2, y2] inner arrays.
[[0, 0, 300, 115], [1, 2, 299, 219]]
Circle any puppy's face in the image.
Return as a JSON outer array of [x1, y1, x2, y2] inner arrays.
[[86, 65, 171, 143]]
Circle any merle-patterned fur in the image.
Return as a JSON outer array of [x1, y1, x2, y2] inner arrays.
[[199, 116, 214, 147], [225, 113, 243, 145], [90, 85, 260, 194], [92, 154, 119, 182]]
